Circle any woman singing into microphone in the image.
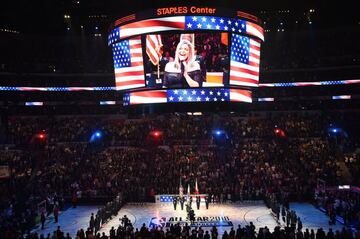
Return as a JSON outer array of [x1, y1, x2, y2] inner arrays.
[[163, 39, 202, 88]]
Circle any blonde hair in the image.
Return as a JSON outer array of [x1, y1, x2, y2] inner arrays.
[[173, 39, 195, 69]]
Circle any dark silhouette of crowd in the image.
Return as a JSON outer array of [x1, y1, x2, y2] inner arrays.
[[20, 220, 360, 239]]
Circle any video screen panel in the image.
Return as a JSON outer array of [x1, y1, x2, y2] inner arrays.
[[145, 32, 229, 89], [229, 34, 260, 87], [108, 15, 264, 44], [112, 36, 146, 90], [111, 33, 261, 91], [123, 88, 252, 105], [108, 12, 264, 91]]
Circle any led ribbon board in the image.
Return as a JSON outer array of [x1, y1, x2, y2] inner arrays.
[[108, 16, 264, 44], [123, 88, 252, 105]]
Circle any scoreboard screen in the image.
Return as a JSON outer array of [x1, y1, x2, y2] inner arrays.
[[108, 6, 264, 105]]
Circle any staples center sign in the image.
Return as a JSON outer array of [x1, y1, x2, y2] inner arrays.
[[157, 6, 217, 16]]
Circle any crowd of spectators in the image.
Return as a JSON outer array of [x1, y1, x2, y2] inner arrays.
[[0, 112, 359, 238], [5, 112, 332, 146], [344, 151, 360, 186], [315, 190, 360, 227]]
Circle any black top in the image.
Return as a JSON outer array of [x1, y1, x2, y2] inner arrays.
[[163, 70, 202, 88]]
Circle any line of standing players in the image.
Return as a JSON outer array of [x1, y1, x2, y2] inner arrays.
[[172, 194, 211, 210]]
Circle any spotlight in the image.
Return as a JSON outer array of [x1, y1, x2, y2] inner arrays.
[[150, 130, 162, 138], [30, 131, 47, 147], [213, 130, 227, 137], [274, 128, 285, 137], [37, 131, 46, 140], [90, 130, 103, 142], [94, 131, 102, 138], [329, 128, 340, 134]]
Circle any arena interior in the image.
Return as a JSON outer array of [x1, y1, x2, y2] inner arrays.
[[0, 1, 360, 239]]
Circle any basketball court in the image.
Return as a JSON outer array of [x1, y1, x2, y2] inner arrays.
[[32, 201, 346, 237]]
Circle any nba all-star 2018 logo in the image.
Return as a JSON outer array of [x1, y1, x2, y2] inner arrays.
[[149, 216, 233, 228], [149, 217, 167, 228]]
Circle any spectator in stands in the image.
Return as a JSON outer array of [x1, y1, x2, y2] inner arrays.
[[53, 205, 59, 223], [41, 212, 46, 230]]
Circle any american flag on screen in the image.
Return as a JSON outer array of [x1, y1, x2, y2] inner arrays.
[[159, 195, 207, 202], [230, 34, 261, 87], [118, 17, 185, 40], [183, 16, 249, 36], [229, 89, 252, 103], [25, 102, 43, 106], [167, 89, 230, 102], [146, 35, 163, 65], [112, 37, 145, 90], [332, 95, 351, 100], [108, 16, 264, 45], [123, 90, 167, 105], [123, 88, 252, 105], [159, 196, 173, 202]]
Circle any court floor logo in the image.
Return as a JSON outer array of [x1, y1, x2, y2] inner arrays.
[[149, 217, 166, 228], [149, 216, 233, 227]]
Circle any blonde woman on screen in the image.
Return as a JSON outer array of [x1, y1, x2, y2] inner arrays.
[[163, 39, 201, 88]]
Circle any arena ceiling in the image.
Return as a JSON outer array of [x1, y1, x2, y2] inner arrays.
[[0, 0, 357, 34]]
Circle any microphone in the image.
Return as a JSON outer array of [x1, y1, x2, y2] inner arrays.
[[180, 60, 185, 76]]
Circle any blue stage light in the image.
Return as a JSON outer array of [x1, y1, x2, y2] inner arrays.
[[329, 127, 341, 134], [90, 130, 103, 142]]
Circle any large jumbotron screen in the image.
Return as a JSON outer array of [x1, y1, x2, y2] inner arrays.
[[108, 7, 264, 105]]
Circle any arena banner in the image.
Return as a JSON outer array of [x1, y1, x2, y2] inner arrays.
[[123, 88, 252, 105]]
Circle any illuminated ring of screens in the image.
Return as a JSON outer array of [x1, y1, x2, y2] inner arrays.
[[108, 15, 264, 45]]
